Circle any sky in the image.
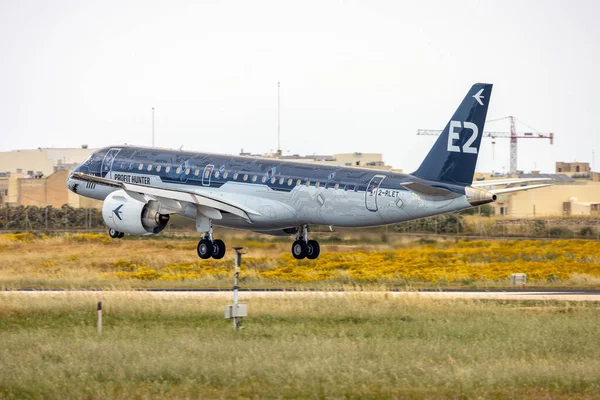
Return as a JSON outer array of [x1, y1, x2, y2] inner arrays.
[[1, 0, 599, 174]]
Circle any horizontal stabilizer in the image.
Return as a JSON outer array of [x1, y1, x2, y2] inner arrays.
[[400, 182, 462, 201], [472, 178, 552, 188], [489, 184, 551, 195]]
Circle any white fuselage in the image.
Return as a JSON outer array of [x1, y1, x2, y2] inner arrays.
[[70, 169, 472, 231]]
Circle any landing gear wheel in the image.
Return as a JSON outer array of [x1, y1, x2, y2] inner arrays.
[[117, 231, 125, 239], [212, 239, 226, 260], [306, 240, 320, 259], [108, 228, 120, 239], [197, 239, 214, 259], [292, 240, 308, 259]]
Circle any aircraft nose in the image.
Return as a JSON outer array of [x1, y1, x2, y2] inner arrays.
[[66, 175, 78, 193]]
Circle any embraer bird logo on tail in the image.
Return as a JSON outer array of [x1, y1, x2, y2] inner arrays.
[[472, 88, 485, 106], [113, 204, 124, 221]]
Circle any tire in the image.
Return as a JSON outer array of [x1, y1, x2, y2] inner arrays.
[[108, 228, 120, 239], [306, 240, 320, 259], [292, 240, 307, 259], [117, 231, 125, 239], [212, 239, 226, 260], [197, 239, 214, 259]]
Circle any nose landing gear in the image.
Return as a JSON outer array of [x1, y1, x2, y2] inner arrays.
[[108, 228, 125, 239], [291, 225, 320, 260]]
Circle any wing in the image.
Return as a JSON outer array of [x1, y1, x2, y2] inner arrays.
[[71, 172, 260, 221]]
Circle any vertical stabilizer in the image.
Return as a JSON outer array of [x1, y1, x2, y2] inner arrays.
[[413, 83, 493, 185]]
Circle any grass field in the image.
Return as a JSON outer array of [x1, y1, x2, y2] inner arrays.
[[1, 232, 600, 289], [1, 292, 599, 399]]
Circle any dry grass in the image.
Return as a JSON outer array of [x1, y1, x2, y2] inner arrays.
[[1, 292, 599, 399], [1, 232, 600, 289]]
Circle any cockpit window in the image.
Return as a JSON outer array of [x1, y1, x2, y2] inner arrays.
[[74, 149, 108, 176]]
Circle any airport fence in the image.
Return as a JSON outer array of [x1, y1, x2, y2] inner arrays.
[[0, 205, 598, 240]]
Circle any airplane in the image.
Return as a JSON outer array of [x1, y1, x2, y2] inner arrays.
[[67, 83, 551, 260]]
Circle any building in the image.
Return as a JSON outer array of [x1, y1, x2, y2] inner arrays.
[[0, 147, 101, 208], [0, 147, 96, 178], [0, 171, 101, 208], [556, 161, 591, 174], [240, 150, 396, 171], [1, 147, 395, 209], [492, 180, 600, 217]]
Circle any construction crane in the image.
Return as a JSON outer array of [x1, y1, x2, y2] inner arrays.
[[417, 116, 553, 175]]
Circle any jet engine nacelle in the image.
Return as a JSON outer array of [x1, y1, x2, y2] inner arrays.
[[101, 190, 170, 236]]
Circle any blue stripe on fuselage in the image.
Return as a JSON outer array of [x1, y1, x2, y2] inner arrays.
[[75, 146, 467, 196]]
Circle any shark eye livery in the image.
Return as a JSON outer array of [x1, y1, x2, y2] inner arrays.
[[67, 83, 551, 260]]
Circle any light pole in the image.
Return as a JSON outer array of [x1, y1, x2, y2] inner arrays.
[[152, 107, 155, 147]]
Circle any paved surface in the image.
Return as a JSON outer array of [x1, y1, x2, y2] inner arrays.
[[3, 289, 600, 301]]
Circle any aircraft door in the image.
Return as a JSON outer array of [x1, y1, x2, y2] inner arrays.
[[365, 175, 386, 211], [101, 148, 121, 178], [202, 164, 214, 186]]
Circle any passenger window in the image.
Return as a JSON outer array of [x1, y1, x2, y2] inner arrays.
[[271, 177, 276, 184], [305, 180, 310, 187], [287, 178, 293, 186], [147, 164, 153, 171], [176, 167, 181, 174], [243, 174, 248, 181], [215, 171, 220, 178], [296, 179, 302, 186], [185, 168, 190, 175], [165, 166, 171, 173], [233, 172, 238, 180], [252, 175, 257, 182], [315, 182, 320, 188], [279, 177, 284, 185], [138, 164, 144, 170], [334, 183, 339, 190], [223, 172, 229, 179], [156, 165, 162, 172], [261, 176, 267, 183]]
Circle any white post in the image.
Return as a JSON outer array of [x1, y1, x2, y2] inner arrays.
[[97, 301, 102, 334], [225, 247, 248, 329], [233, 250, 241, 329]]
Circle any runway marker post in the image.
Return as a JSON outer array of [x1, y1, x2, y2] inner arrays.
[[225, 246, 248, 329], [97, 301, 103, 334]]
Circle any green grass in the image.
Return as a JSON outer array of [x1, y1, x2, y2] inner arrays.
[[1, 293, 599, 399]]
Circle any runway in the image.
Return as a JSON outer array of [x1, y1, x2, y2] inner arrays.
[[3, 289, 600, 301]]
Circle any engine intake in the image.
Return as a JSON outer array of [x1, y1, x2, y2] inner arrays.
[[102, 190, 170, 235]]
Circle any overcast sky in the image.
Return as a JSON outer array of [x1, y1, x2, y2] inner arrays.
[[1, 0, 598, 173]]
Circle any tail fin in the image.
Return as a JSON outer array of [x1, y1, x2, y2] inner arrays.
[[413, 83, 493, 186]]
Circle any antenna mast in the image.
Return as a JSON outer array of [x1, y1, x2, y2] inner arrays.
[[152, 107, 155, 147], [277, 82, 281, 156]]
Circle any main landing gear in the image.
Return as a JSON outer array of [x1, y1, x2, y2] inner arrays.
[[197, 223, 226, 260], [291, 225, 320, 260]]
